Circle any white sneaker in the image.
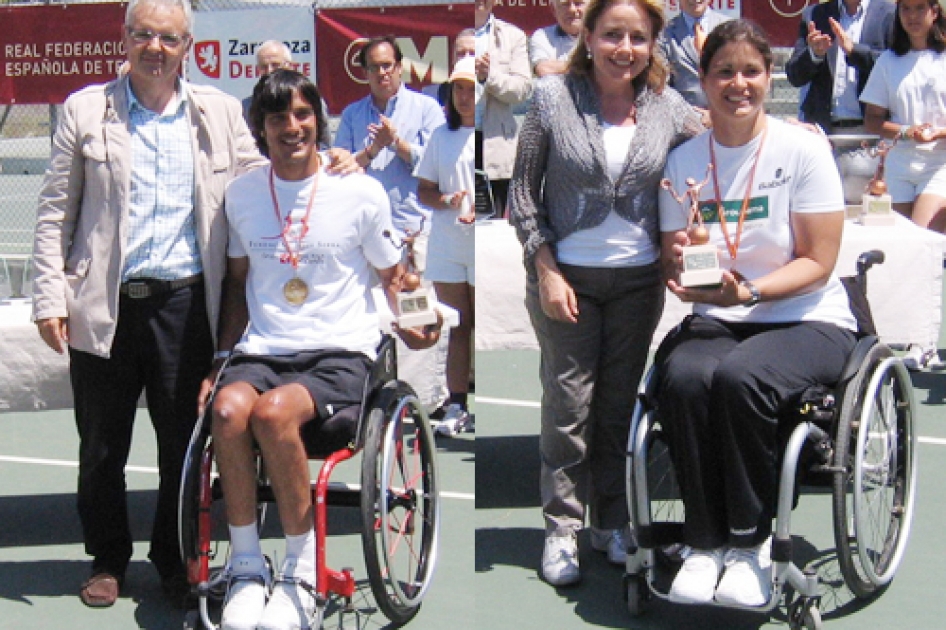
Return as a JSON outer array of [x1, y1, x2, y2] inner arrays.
[[902, 344, 943, 371], [902, 345, 927, 371], [541, 533, 580, 586], [258, 577, 317, 630], [590, 526, 634, 565], [667, 547, 725, 605], [715, 537, 773, 607], [220, 556, 270, 630], [434, 404, 471, 437]]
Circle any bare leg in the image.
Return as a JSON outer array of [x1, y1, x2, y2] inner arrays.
[[435, 281, 474, 395], [212, 382, 262, 528], [249, 384, 316, 536], [910, 193, 946, 233]]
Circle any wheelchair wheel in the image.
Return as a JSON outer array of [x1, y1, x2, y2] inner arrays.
[[832, 343, 917, 599], [361, 381, 441, 625], [645, 426, 685, 529], [179, 414, 212, 576]]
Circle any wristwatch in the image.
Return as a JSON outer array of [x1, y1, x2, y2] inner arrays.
[[740, 281, 761, 307]]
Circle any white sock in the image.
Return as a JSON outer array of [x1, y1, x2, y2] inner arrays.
[[229, 523, 264, 572], [282, 529, 316, 581]]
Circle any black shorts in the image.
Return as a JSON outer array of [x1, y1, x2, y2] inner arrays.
[[217, 349, 372, 420]]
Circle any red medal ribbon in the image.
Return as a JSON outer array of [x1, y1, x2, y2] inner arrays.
[[708, 127, 767, 263]]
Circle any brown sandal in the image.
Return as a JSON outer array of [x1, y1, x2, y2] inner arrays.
[[80, 572, 121, 608]]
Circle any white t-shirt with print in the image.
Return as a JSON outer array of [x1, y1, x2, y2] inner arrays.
[[859, 48, 946, 151], [659, 116, 856, 329], [226, 162, 401, 358]]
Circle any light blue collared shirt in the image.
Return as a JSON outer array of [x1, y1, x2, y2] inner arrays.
[[123, 79, 200, 281], [333, 84, 445, 234], [832, 0, 869, 121]]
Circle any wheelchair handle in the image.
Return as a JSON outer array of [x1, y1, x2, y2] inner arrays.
[[856, 250, 885, 276]]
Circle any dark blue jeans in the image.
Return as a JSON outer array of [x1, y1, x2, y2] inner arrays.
[[70, 283, 213, 580]]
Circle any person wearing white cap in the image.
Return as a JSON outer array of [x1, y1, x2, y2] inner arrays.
[[414, 55, 476, 436]]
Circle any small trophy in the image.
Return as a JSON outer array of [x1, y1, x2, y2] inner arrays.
[[860, 139, 896, 226], [662, 167, 722, 288], [385, 222, 439, 329]]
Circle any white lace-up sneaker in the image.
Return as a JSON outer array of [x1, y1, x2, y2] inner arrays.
[[715, 537, 773, 607], [258, 576, 317, 630], [220, 555, 270, 630], [590, 526, 634, 565], [541, 533, 580, 586], [433, 404, 471, 437], [667, 547, 725, 605]]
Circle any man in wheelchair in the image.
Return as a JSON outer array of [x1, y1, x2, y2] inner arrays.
[[198, 70, 441, 630], [653, 20, 859, 611]]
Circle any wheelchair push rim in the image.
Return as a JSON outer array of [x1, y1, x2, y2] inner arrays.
[[361, 382, 441, 624], [832, 344, 917, 598]]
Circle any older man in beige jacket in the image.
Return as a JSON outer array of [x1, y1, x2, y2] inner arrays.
[[475, 0, 532, 217], [30, 0, 267, 608]]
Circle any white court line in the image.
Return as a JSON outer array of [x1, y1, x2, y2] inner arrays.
[[0, 454, 475, 501], [478, 397, 946, 446], [476, 396, 540, 409]]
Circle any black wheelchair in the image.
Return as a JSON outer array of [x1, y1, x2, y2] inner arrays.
[[178, 335, 441, 629], [624, 251, 918, 630]]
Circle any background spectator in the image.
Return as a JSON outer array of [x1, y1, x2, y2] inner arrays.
[[860, 0, 946, 369], [529, 0, 586, 77], [659, 0, 730, 112], [476, 0, 532, 218], [415, 56, 477, 437], [785, 0, 896, 134]]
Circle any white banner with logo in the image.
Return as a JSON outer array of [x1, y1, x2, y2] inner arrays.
[[186, 7, 315, 102]]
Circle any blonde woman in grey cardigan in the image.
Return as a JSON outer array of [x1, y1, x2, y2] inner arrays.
[[509, 0, 704, 587]]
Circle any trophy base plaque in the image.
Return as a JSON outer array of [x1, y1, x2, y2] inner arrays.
[[396, 286, 439, 328], [860, 193, 896, 226], [680, 243, 722, 288]]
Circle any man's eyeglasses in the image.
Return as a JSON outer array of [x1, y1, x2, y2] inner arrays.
[[126, 28, 190, 48], [366, 61, 398, 74]]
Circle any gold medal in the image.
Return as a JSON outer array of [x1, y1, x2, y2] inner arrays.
[[283, 277, 308, 305]]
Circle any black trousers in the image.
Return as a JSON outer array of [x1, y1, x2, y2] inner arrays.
[[654, 315, 856, 549], [69, 283, 213, 579]]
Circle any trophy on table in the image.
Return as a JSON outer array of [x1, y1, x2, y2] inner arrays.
[[384, 220, 439, 328], [860, 138, 896, 226], [662, 166, 723, 287]]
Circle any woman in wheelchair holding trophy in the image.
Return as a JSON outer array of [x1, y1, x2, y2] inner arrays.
[[655, 19, 858, 608]]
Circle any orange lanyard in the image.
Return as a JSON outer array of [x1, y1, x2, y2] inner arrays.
[[708, 127, 767, 262], [269, 164, 320, 270]]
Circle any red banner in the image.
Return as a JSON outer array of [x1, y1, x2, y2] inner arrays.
[[0, 3, 127, 105], [315, 4, 473, 115]]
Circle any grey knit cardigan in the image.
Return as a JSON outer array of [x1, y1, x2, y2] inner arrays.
[[509, 72, 704, 276]]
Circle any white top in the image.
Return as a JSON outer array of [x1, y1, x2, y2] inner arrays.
[[659, 117, 856, 329], [556, 123, 656, 267], [859, 48, 946, 151], [414, 124, 475, 225], [225, 163, 402, 358]]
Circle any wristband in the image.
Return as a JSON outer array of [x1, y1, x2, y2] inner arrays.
[[899, 125, 910, 141], [213, 350, 230, 360], [442, 192, 457, 207]]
